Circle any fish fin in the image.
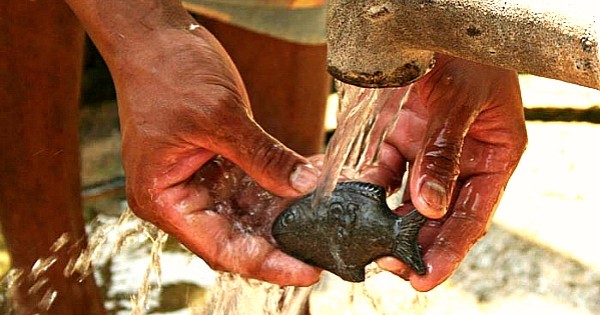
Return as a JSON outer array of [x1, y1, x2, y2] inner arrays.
[[333, 265, 366, 283], [392, 210, 427, 275], [337, 181, 387, 203]]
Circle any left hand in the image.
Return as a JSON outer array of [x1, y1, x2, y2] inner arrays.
[[359, 54, 527, 291]]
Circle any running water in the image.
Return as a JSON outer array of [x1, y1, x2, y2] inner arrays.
[[313, 82, 413, 206]]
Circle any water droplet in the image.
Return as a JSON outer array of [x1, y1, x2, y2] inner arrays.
[[30, 257, 57, 280], [4, 269, 24, 288], [38, 289, 58, 311], [27, 277, 49, 295], [50, 233, 70, 252]]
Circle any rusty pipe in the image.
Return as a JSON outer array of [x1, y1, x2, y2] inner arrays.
[[327, 0, 600, 89]]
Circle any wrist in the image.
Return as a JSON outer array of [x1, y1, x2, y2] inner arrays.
[[65, 0, 199, 64]]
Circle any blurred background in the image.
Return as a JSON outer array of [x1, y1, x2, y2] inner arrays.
[[0, 39, 599, 314]]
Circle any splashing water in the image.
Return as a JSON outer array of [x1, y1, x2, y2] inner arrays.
[[75, 209, 169, 314], [1, 236, 71, 313], [309, 266, 430, 315], [189, 157, 314, 314], [130, 229, 168, 315], [202, 273, 311, 315], [0, 208, 169, 314]]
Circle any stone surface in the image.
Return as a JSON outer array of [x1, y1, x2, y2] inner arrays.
[[328, 0, 600, 89]]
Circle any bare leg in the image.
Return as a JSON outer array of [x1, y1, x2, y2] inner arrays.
[[0, 2, 105, 314], [199, 16, 330, 156]]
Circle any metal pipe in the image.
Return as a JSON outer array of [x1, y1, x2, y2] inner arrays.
[[327, 0, 600, 89]]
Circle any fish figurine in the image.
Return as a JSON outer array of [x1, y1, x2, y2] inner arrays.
[[272, 181, 427, 282]]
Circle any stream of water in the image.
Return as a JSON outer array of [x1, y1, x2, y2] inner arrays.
[[312, 83, 412, 205]]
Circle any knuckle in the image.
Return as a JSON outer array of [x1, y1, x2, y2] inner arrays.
[[515, 132, 528, 153]]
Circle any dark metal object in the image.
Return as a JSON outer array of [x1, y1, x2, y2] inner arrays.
[[272, 181, 427, 282]]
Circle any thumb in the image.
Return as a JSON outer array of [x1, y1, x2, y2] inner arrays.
[[410, 128, 463, 218], [216, 121, 320, 198], [410, 94, 480, 219]]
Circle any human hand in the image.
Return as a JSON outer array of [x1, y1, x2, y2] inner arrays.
[[105, 24, 321, 286], [361, 54, 527, 291]]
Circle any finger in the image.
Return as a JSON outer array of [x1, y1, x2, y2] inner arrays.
[[214, 121, 320, 198], [409, 79, 483, 219], [409, 173, 507, 292], [215, 232, 322, 286], [376, 256, 411, 280], [416, 179, 463, 250]]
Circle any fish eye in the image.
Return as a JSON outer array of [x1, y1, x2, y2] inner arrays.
[[280, 211, 295, 226]]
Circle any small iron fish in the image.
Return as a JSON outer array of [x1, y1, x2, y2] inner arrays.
[[272, 181, 427, 282]]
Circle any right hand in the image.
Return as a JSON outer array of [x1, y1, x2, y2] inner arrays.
[[358, 55, 527, 291], [107, 25, 321, 286]]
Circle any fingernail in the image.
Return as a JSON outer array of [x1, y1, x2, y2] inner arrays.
[[290, 164, 319, 194], [419, 178, 448, 216]]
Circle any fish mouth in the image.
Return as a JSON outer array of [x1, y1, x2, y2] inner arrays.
[[271, 230, 304, 244]]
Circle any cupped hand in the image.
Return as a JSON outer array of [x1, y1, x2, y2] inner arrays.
[[364, 54, 527, 291], [107, 25, 321, 286]]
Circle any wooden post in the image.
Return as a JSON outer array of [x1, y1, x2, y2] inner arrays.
[[199, 16, 330, 156], [0, 1, 105, 314]]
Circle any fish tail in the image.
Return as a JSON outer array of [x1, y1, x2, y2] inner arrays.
[[392, 210, 427, 275]]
